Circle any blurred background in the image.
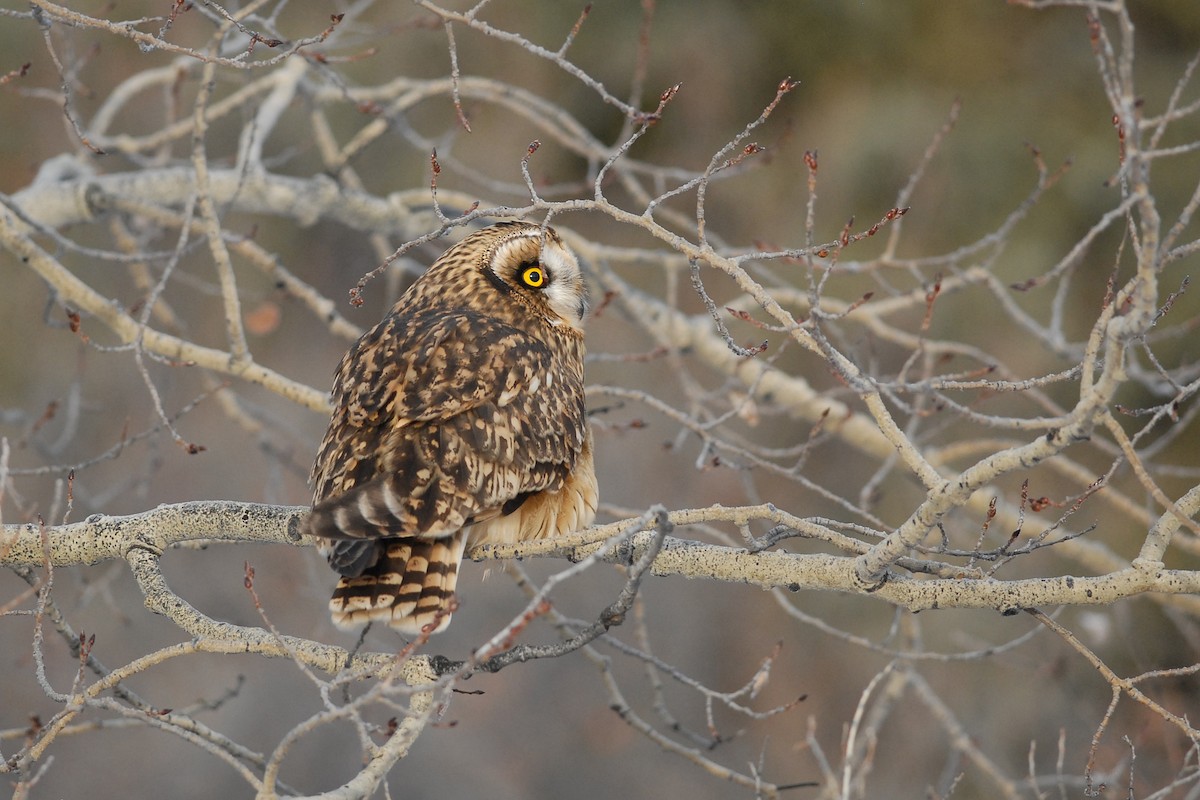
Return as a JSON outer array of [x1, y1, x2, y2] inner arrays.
[[2, 1, 1199, 797]]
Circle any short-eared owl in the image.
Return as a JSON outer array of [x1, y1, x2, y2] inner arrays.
[[305, 221, 597, 635]]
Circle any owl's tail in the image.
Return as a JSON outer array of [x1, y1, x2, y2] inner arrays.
[[329, 532, 467, 636]]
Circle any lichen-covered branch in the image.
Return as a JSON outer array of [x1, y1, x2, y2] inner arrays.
[[4, 501, 1197, 616]]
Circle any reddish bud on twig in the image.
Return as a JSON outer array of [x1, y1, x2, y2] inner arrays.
[[726, 307, 758, 325], [247, 33, 284, 55], [0, 62, 30, 85], [721, 143, 765, 170], [1112, 114, 1126, 165], [845, 292, 874, 314], [741, 340, 768, 357], [866, 207, 908, 236], [591, 289, 618, 318], [984, 496, 998, 526], [1029, 496, 1055, 513], [1087, 13, 1101, 48], [30, 400, 59, 437], [921, 272, 942, 332], [1100, 269, 1117, 310], [636, 83, 682, 125], [568, 5, 592, 41]]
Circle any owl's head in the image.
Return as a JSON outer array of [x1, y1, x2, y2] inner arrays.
[[479, 221, 589, 332]]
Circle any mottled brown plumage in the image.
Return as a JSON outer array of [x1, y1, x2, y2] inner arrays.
[[306, 221, 597, 635]]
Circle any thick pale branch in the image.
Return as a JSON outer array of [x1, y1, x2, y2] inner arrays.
[[125, 545, 424, 679], [1, 501, 309, 567], [4, 502, 1197, 616], [7, 166, 468, 238], [481, 528, 1200, 614]]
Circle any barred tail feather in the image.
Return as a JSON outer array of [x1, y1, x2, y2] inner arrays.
[[329, 532, 467, 636]]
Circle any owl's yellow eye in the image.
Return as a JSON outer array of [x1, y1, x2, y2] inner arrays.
[[520, 265, 545, 288]]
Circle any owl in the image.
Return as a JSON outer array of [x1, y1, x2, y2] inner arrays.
[[304, 221, 598, 636]]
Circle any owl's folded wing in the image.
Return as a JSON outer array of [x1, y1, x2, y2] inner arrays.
[[306, 305, 586, 547]]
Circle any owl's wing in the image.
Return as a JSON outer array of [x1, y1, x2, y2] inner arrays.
[[307, 305, 586, 555]]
